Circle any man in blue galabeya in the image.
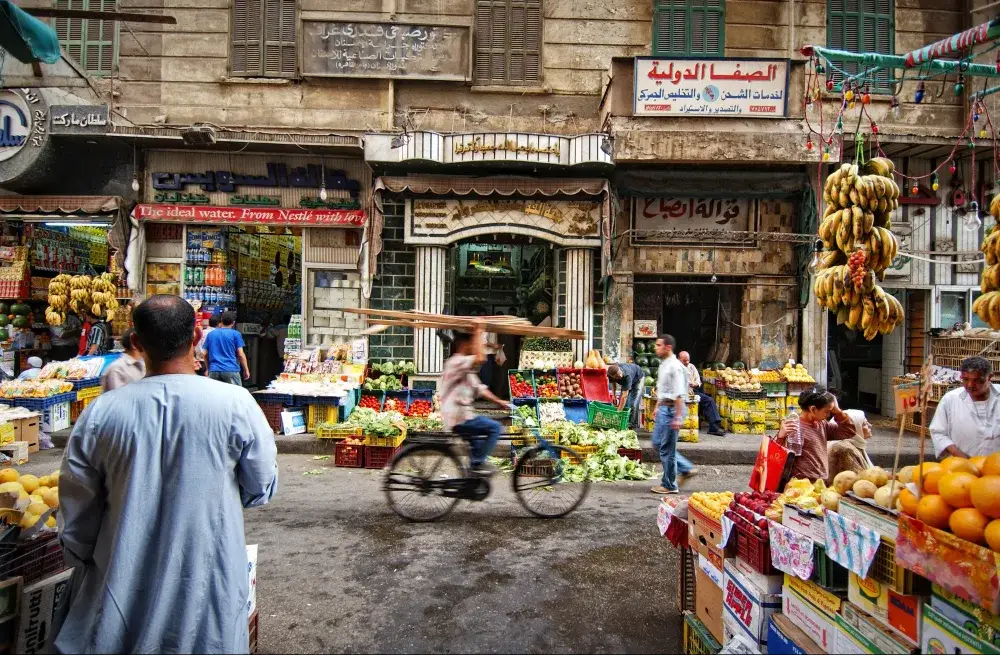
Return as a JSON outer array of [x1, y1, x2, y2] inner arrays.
[[56, 294, 278, 653]]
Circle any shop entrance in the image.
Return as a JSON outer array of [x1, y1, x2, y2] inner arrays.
[[448, 239, 555, 398], [827, 313, 883, 413], [633, 277, 744, 368]]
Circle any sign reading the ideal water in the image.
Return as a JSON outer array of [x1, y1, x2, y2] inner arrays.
[[634, 58, 789, 118]]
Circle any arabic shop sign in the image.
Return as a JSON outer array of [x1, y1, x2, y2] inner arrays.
[[406, 198, 602, 247], [48, 105, 109, 135], [633, 58, 789, 118], [150, 191, 360, 210], [632, 197, 754, 242], [302, 21, 471, 81], [134, 204, 366, 227], [0, 90, 34, 162], [151, 162, 360, 195]]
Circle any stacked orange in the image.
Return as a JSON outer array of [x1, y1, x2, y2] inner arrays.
[[897, 454, 1000, 550]]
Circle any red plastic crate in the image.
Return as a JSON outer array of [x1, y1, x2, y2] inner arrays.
[[334, 442, 365, 468], [364, 445, 400, 469], [618, 447, 643, 460], [733, 520, 774, 575], [0, 532, 67, 585], [581, 369, 611, 403], [257, 402, 282, 433], [249, 610, 258, 654]]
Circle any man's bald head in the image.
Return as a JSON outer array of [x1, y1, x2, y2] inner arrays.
[[678, 351, 691, 365], [133, 294, 197, 364]]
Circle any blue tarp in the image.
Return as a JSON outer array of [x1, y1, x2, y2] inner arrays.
[[0, 1, 60, 65]]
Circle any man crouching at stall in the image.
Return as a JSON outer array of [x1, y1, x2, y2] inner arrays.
[[55, 294, 278, 653]]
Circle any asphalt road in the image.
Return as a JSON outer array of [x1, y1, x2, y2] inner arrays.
[[243, 455, 753, 654]]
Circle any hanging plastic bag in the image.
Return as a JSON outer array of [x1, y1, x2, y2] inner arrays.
[[748, 435, 794, 493]]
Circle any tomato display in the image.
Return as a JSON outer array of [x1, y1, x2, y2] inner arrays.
[[509, 373, 534, 398], [383, 397, 406, 413], [407, 399, 432, 417], [359, 395, 381, 410]]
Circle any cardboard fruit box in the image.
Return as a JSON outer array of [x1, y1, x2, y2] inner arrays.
[[897, 514, 1000, 615]]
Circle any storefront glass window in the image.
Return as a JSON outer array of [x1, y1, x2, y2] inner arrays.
[[940, 291, 967, 329]]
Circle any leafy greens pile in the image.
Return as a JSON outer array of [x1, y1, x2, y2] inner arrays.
[[346, 407, 405, 437]]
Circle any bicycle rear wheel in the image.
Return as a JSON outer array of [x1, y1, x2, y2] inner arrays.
[[383, 443, 464, 522], [513, 445, 590, 518]]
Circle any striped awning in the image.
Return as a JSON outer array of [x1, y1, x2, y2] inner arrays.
[[0, 195, 123, 215]]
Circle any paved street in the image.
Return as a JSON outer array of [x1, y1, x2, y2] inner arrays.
[[242, 455, 751, 654]]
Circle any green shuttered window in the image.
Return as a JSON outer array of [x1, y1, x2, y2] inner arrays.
[[475, 0, 542, 85], [54, 0, 118, 76], [827, 0, 894, 93], [232, 0, 297, 77], [652, 0, 725, 57]]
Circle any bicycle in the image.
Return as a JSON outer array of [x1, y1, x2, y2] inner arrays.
[[382, 429, 591, 521]]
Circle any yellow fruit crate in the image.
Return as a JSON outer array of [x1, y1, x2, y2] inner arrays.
[[749, 399, 767, 411], [679, 428, 699, 443], [749, 410, 767, 423], [765, 419, 781, 431], [682, 415, 699, 429], [307, 404, 339, 433], [730, 398, 751, 410], [365, 434, 406, 448], [561, 444, 598, 459], [0, 422, 12, 446], [729, 409, 750, 424], [315, 424, 363, 440], [733, 423, 752, 434], [750, 422, 766, 435], [76, 386, 101, 401], [511, 433, 539, 447]]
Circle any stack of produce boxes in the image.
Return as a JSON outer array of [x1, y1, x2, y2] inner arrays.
[[686, 492, 734, 647], [723, 390, 767, 435], [680, 394, 699, 443], [758, 370, 788, 432]]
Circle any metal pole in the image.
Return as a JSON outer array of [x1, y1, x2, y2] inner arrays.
[[801, 45, 1000, 86], [903, 18, 1000, 68], [974, 83, 1000, 100]]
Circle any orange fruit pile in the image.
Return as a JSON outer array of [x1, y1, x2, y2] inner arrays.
[[896, 454, 1000, 550]]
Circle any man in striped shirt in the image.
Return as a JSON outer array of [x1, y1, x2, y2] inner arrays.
[[82, 311, 111, 356]]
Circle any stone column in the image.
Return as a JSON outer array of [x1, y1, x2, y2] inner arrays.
[[563, 248, 595, 361], [413, 245, 447, 374]]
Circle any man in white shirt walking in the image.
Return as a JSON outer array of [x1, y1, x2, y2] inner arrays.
[[930, 356, 1000, 459], [651, 334, 696, 494]]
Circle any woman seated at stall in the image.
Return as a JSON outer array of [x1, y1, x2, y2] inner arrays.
[[776, 386, 856, 483], [826, 409, 874, 485]]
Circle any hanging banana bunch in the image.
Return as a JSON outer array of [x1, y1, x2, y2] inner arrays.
[[974, 198, 1000, 329], [44, 273, 72, 326], [87, 272, 120, 321], [814, 157, 905, 340]]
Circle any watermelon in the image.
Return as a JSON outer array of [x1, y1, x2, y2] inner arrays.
[[10, 304, 29, 316], [644, 376, 655, 387], [732, 361, 746, 370], [640, 367, 652, 378], [0, 315, 8, 328], [713, 363, 726, 370], [649, 358, 659, 369], [635, 355, 649, 367], [634, 341, 646, 354], [0, 303, 8, 315], [11, 316, 28, 328]]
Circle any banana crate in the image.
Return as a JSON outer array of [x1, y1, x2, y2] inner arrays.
[[749, 410, 767, 424], [732, 423, 752, 434], [765, 419, 781, 431], [76, 386, 101, 401], [729, 409, 750, 424], [682, 414, 699, 429], [749, 399, 767, 411], [718, 396, 729, 418], [765, 397, 785, 410], [750, 422, 766, 434], [679, 428, 699, 443]]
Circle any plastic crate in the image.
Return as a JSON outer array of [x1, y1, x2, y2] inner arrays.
[[811, 543, 849, 590], [358, 392, 384, 411], [407, 389, 434, 417], [9, 392, 76, 411], [518, 457, 556, 477], [258, 402, 283, 433], [365, 434, 406, 448], [0, 532, 67, 585], [69, 396, 96, 423], [733, 520, 774, 575], [334, 442, 365, 468], [618, 447, 643, 460], [678, 428, 699, 443], [562, 398, 588, 424], [683, 611, 722, 655], [679, 547, 696, 615], [580, 368, 611, 403], [249, 610, 258, 655], [587, 401, 630, 430], [869, 537, 920, 594], [254, 392, 294, 405], [555, 368, 586, 400], [70, 378, 101, 392], [365, 445, 401, 469], [507, 370, 536, 399], [511, 398, 539, 434], [316, 424, 363, 440], [560, 444, 597, 459], [382, 390, 409, 414], [533, 370, 560, 398], [307, 404, 339, 432], [75, 385, 101, 401], [762, 381, 787, 397]]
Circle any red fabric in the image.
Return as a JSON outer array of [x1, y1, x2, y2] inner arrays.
[[79, 320, 90, 356]]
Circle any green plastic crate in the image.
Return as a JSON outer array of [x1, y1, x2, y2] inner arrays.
[[587, 401, 630, 430], [811, 543, 849, 590], [683, 612, 721, 655]]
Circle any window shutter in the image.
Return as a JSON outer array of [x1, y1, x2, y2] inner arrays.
[[474, 0, 541, 86], [264, 0, 296, 76], [232, 0, 263, 76], [827, 0, 893, 93], [653, 0, 723, 57], [54, 0, 116, 76]]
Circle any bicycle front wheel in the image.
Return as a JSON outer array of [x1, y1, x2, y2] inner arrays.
[[383, 443, 463, 522], [513, 445, 590, 518]]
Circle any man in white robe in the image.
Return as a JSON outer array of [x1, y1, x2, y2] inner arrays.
[[56, 294, 278, 653]]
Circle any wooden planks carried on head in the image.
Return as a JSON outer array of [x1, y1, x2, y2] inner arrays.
[[343, 308, 585, 339]]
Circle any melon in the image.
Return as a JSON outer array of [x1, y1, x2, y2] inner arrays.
[[10, 304, 29, 316], [634, 342, 646, 354], [635, 355, 649, 367], [11, 317, 28, 329], [0, 303, 8, 315]]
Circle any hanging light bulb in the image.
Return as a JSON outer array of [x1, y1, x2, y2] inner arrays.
[[974, 111, 981, 122], [931, 174, 939, 192], [890, 96, 901, 119], [949, 162, 958, 175], [862, 92, 871, 105], [981, 128, 989, 139], [822, 148, 830, 162], [835, 118, 844, 134], [319, 185, 328, 201], [845, 88, 855, 102], [710, 274, 718, 284], [955, 80, 966, 96], [807, 240, 824, 275], [964, 202, 983, 231], [131, 177, 140, 193], [911, 182, 920, 195], [805, 138, 814, 151], [827, 79, 835, 92], [871, 123, 879, 135], [848, 101, 856, 111]]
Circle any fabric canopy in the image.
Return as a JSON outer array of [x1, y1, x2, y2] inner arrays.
[[363, 176, 613, 298], [0, 195, 122, 214], [0, 0, 61, 65]]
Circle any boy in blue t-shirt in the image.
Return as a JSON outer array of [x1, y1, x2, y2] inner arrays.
[[203, 311, 249, 385]]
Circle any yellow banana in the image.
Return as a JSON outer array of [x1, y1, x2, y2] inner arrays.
[[837, 305, 849, 325], [848, 302, 863, 330]]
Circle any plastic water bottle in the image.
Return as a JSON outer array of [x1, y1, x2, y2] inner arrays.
[[785, 410, 803, 456]]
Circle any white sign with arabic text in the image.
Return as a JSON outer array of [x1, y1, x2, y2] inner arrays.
[[634, 58, 789, 118]]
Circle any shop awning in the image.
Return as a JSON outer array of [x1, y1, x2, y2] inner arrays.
[[615, 169, 810, 199], [0, 195, 122, 215], [365, 175, 614, 298], [0, 0, 60, 64]]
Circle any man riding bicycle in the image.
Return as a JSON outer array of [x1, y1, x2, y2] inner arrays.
[[440, 322, 513, 475]]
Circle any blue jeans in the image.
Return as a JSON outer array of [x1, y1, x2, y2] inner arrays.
[[209, 371, 242, 386], [454, 416, 502, 467], [626, 385, 643, 428], [652, 404, 693, 490]]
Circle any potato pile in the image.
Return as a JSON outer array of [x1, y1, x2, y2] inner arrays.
[[557, 371, 584, 399]]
